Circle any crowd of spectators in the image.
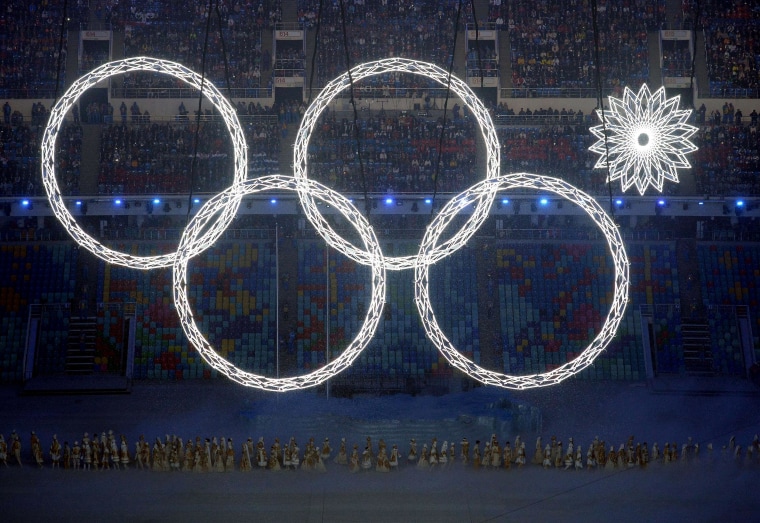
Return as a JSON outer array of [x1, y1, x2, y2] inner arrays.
[[695, 0, 760, 97], [273, 48, 306, 76], [693, 117, 760, 197], [306, 110, 478, 194], [497, 125, 610, 195], [298, 0, 468, 88], [498, 0, 663, 93], [661, 41, 692, 77], [493, 103, 587, 125], [112, 0, 281, 92], [97, 116, 280, 196], [0, 119, 82, 198], [0, 1, 85, 97]]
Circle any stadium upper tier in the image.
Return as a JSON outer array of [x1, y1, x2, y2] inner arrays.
[[0, 0, 756, 96]]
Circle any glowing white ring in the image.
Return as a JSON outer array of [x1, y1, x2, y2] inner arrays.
[[41, 58, 633, 392], [173, 175, 386, 392], [293, 57, 500, 271], [41, 57, 248, 269], [414, 173, 630, 390]]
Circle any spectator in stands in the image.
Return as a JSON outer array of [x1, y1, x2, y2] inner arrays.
[[130, 102, 141, 123]]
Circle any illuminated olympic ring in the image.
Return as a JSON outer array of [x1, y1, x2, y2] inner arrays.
[[415, 174, 630, 390], [41, 57, 248, 269], [172, 175, 386, 392], [43, 58, 630, 391], [293, 57, 500, 271]]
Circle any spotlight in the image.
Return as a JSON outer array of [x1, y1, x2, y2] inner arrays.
[[385, 197, 394, 205], [698, 201, 704, 206], [614, 199, 623, 207], [153, 198, 161, 205], [75, 200, 82, 206], [736, 200, 745, 208], [657, 199, 666, 207], [424, 198, 432, 205], [114, 198, 122, 205], [539, 198, 549, 206], [502, 198, 509, 205], [270, 198, 277, 204], [193, 198, 200, 204], [21, 199, 30, 207]]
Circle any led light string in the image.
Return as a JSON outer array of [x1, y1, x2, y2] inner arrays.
[[186, 0, 219, 219], [468, 0, 485, 90], [45, 58, 630, 391], [430, 0, 464, 213], [590, 0, 616, 215], [52, 0, 69, 105], [42, 57, 248, 270], [589, 85, 698, 195], [688, 0, 701, 98], [338, 0, 371, 219], [306, 0, 325, 106], [294, 58, 501, 271], [172, 175, 386, 392]]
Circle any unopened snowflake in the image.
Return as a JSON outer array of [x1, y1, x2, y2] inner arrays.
[[589, 85, 698, 195]]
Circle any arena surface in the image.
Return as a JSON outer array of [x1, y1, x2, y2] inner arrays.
[[1, 380, 758, 522]]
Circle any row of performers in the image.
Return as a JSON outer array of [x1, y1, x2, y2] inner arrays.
[[2, 431, 757, 471]]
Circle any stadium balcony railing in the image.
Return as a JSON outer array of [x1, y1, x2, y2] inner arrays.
[[495, 114, 586, 126], [110, 87, 273, 99], [500, 87, 612, 98]]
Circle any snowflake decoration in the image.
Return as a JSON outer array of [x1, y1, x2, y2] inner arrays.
[[589, 84, 698, 195]]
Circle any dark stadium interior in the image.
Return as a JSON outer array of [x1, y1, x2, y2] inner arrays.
[[1, 1, 759, 521]]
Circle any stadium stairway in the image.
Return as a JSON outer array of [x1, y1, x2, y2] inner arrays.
[[280, 0, 298, 23], [277, 234, 299, 375], [676, 238, 705, 319], [498, 23, 513, 90], [647, 31, 663, 88], [675, 238, 713, 375], [80, 124, 101, 194], [476, 241, 502, 371]]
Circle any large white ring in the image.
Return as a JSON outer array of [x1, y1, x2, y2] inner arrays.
[[41, 57, 248, 269], [172, 175, 386, 391], [293, 57, 500, 271], [41, 58, 633, 392], [414, 173, 630, 390]]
